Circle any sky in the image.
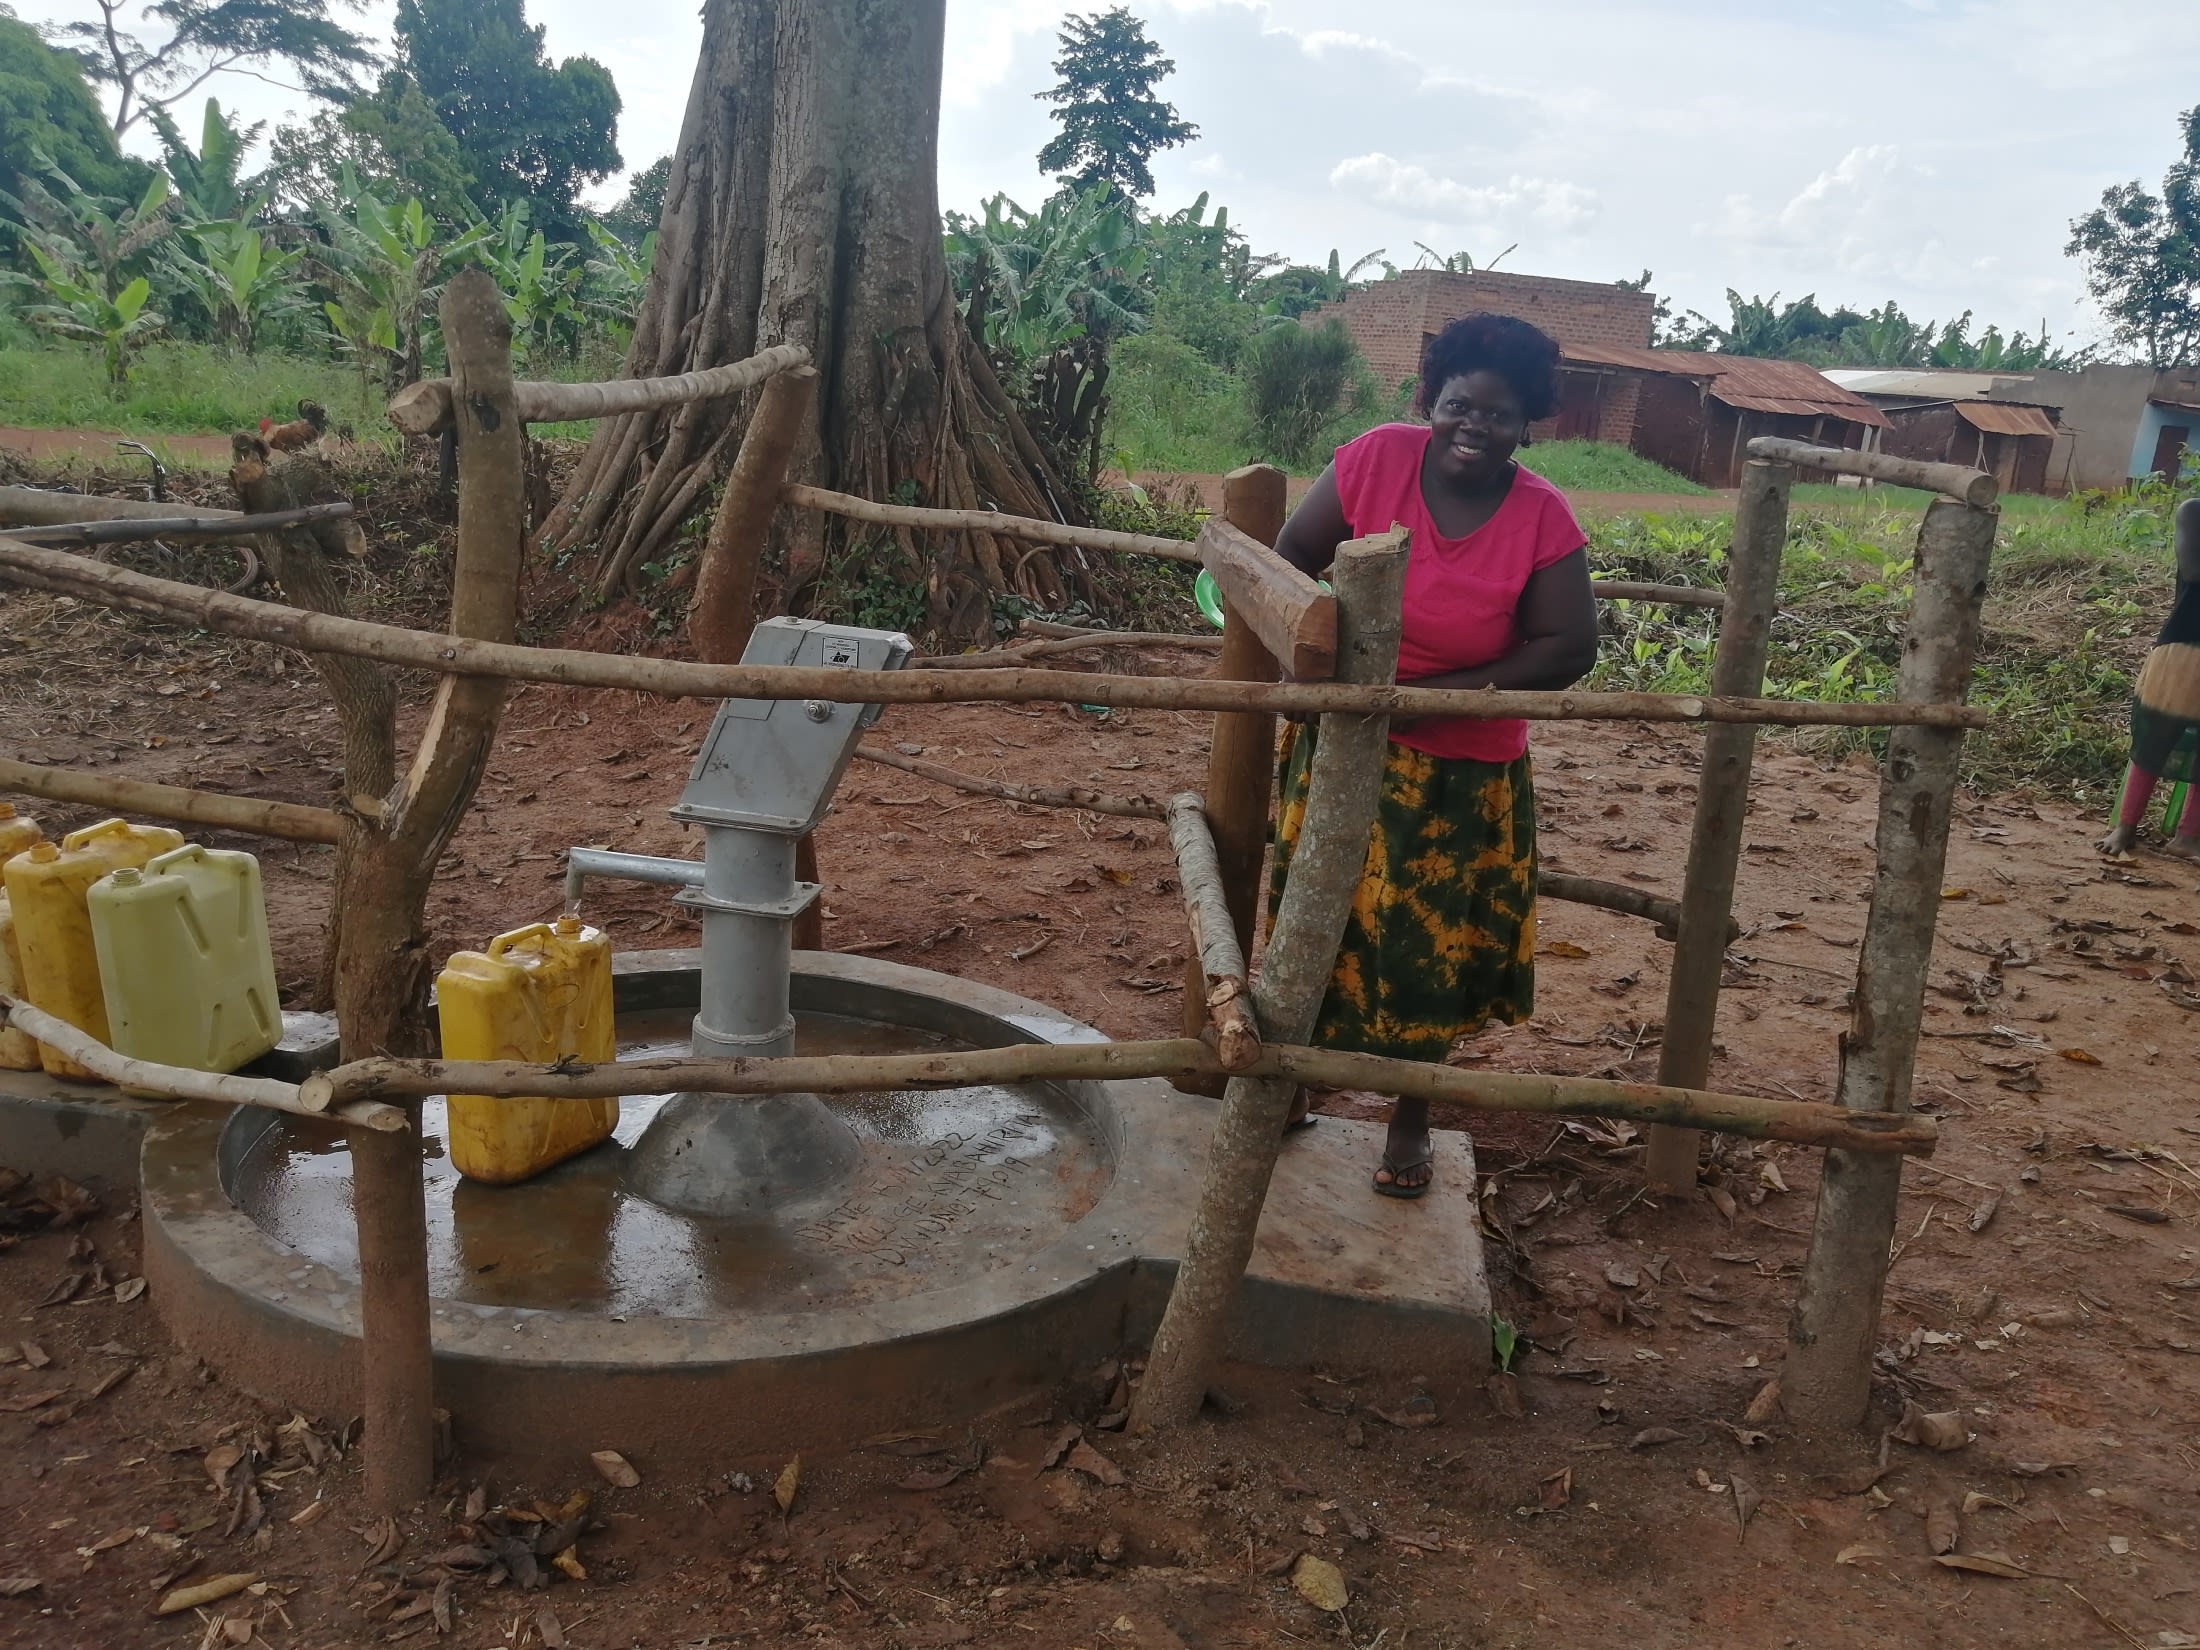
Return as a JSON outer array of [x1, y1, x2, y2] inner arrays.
[[20, 0, 2200, 349]]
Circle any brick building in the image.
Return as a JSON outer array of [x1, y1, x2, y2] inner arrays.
[[1301, 269, 1657, 401]]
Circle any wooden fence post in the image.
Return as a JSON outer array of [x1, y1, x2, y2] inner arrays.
[[1180, 465, 1288, 1084], [351, 269, 529, 1511], [1642, 458, 1793, 1193], [1134, 527, 1408, 1431], [689, 364, 817, 667], [1785, 497, 1997, 1429]]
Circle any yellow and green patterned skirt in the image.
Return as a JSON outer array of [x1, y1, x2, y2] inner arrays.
[[1269, 724, 1538, 1063]]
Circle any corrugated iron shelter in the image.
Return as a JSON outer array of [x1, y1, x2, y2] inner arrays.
[[1877, 400, 2060, 496], [1554, 345, 1889, 489]]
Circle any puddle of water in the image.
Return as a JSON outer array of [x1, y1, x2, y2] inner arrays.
[[234, 1011, 1116, 1316]]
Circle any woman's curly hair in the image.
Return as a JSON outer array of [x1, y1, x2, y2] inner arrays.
[[1416, 312, 1562, 423]]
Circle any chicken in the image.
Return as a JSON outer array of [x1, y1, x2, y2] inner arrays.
[[259, 399, 328, 453]]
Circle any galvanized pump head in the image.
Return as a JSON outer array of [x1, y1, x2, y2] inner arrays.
[[625, 618, 913, 1220]]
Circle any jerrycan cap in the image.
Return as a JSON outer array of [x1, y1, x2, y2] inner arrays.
[[108, 867, 144, 887], [553, 915, 583, 937], [26, 842, 56, 863], [0, 803, 15, 820]]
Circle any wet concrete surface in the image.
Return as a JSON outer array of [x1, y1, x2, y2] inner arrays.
[[232, 1010, 1115, 1316]]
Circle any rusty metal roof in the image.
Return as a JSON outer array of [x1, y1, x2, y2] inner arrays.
[[1561, 343, 1888, 427], [1954, 401, 2057, 439]]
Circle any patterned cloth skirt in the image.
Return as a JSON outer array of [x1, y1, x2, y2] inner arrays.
[[2132, 643, 2200, 783], [1269, 723, 1538, 1063]]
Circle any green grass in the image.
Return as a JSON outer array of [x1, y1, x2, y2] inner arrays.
[[0, 340, 385, 440], [1520, 440, 1707, 496], [1586, 484, 2188, 805]]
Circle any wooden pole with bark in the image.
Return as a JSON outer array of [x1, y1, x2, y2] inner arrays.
[[303, 1039, 1937, 1156], [1784, 497, 1997, 1429], [690, 365, 818, 664], [1134, 528, 1410, 1431], [344, 271, 527, 1511], [0, 756, 342, 844], [1164, 793, 1261, 1071], [1180, 466, 1288, 1084], [1643, 458, 1794, 1193]]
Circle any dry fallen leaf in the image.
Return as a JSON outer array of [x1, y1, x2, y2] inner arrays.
[[1892, 1401, 1969, 1452], [1037, 1423, 1083, 1474], [590, 1450, 641, 1489], [1732, 1472, 1762, 1539], [0, 1389, 65, 1413], [1540, 1467, 1572, 1511], [533, 1603, 564, 1649], [773, 1455, 801, 1514], [154, 1573, 259, 1616], [551, 1547, 586, 1582], [1289, 1553, 1349, 1614], [1968, 1191, 2002, 1234], [0, 1575, 38, 1597], [1627, 1427, 1683, 1451], [358, 1515, 402, 1569], [1962, 1491, 2021, 1517], [113, 1277, 147, 1304], [1925, 1496, 1962, 1556], [1934, 1551, 2030, 1579], [1065, 1441, 1125, 1487], [2056, 1048, 2102, 1066], [203, 1442, 245, 1492], [1835, 1544, 1887, 1567], [288, 1499, 328, 1528], [1742, 1381, 1784, 1426], [1541, 941, 1592, 960]]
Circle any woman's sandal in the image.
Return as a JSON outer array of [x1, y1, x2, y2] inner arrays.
[[1373, 1150, 1433, 1199]]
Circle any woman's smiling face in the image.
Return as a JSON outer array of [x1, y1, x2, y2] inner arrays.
[[1427, 369, 1527, 488]]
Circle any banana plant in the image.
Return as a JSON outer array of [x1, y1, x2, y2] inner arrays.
[[314, 172, 484, 389], [581, 220, 656, 331], [476, 203, 585, 360], [12, 248, 163, 390], [6, 168, 175, 303], [165, 224, 309, 355]]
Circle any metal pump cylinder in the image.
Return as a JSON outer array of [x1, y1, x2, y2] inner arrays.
[[621, 618, 913, 1220]]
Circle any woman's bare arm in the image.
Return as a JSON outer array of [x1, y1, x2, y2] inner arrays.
[[1271, 466, 1350, 576], [1406, 548, 1601, 693]]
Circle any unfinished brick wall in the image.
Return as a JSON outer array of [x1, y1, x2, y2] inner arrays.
[[1307, 270, 1657, 404]]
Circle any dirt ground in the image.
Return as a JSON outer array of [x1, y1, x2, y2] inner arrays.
[[5, 562, 2200, 1648]]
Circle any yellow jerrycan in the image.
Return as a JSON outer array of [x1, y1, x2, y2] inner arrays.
[[0, 804, 50, 1071], [89, 844, 281, 1076], [2, 819, 185, 1080], [437, 917, 618, 1184]]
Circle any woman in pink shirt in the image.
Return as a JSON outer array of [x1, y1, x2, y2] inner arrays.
[[1269, 312, 1599, 1196]]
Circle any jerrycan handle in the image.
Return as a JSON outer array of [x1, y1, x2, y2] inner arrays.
[[485, 922, 559, 959], [144, 844, 210, 876], [60, 817, 139, 852]]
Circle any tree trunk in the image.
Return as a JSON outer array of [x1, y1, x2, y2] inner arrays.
[[542, 0, 1083, 641]]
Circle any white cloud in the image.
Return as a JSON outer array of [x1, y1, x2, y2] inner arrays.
[[1330, 154, 1600, 233]]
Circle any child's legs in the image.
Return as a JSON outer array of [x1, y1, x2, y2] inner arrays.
[[2118, 762, 2161, 827], [2176, 779, 2200, 839]]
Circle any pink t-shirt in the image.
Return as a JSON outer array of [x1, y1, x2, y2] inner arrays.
[[1332, 423, 1588, 763]]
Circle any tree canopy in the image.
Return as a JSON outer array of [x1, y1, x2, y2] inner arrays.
[[2067, 105, 2200, 367], [55, 0, 375, 138], [1035, 7, 1196, 200], [0, 13, 148, 215], [392, 0, 621, 244], [1669, 288, 2068, 371]]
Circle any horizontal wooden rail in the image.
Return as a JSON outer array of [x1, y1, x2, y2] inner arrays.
[[302, 1038, 1936, 1155], [0, 487, 240, 528], [1, 502, 354, 548], [1539, 870, 1720, 941], [1197, 518, 1340, 680], [1021, 618, 1221, 648], [386, 345, 812, 436], [913, 630, 1225, 670], [0, 757, 343, 845], [0, 537, 1991, 730], [1746, 437, 1996, 508], [782, 482, 1199, 563], [1592, 580, 1726, 609], [0, 994, 401, 1132]]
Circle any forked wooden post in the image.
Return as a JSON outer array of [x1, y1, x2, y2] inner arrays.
[[1134, 527, 1408, 1431], [1643, 458, 1794, 1192], [1785, 497, 1997, 1429], [353, 270, 529, 1511], [1179, 465, 1288, 1082]]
